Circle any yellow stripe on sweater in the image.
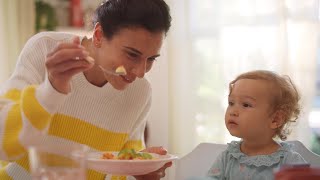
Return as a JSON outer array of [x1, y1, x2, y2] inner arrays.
[[111, 175, 127, 180], [3, 104, 26, 158], [15, 155, 29, 171], [1, 89, 21, 102], [49, 114, 129, 151], [22, 86, 51, 130], [0, 168, 12, 180], [87, 169, 106, 180], [1, 87, 52, 131], [0, 161, 9, 168]]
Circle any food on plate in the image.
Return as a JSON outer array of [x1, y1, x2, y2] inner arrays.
[[115, 65, 127, 75], [102, 149, 153, 160]]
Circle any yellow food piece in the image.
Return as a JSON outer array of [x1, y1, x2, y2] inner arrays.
[[115, 65, 127, 75], [85, 56, 95, 64]]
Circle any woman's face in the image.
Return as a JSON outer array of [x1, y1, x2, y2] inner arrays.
[[94, 26, 164, 90]]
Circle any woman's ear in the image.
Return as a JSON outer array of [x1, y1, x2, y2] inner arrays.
[[93, 22, 103, 48], [270, 110, 285, 129]]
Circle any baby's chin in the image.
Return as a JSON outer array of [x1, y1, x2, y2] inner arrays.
[[228, 130, 242, 139]]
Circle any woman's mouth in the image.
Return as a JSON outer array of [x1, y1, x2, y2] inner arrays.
[[121, 75, 133, 83]]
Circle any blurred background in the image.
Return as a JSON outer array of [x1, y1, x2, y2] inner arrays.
[[0, 0, 320, 173]]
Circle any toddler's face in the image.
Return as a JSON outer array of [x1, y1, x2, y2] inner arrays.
[[225, 79, 276, 141]]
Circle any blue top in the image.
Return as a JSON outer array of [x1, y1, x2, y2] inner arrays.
[[188, 141, 307, 180]]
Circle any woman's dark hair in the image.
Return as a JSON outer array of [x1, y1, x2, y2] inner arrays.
[[93, 0, 171, 39]]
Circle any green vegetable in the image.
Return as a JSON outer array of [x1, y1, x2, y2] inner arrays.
[[117, 149, 153, 160]]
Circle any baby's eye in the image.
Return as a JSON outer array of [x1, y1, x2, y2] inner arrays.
[[242, 103, 252, 108], [228, 101, 234, 106]]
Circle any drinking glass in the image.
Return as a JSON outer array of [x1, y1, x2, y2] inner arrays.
[[28, 144, 88, 180]]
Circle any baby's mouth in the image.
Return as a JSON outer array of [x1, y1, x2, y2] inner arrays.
[[228, 120, 238, 125]]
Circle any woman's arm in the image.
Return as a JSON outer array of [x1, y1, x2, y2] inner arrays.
[[0, 33, 71, 161]]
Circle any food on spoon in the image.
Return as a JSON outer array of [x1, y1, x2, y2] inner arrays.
[[101, 149, 153, 160], [85, 56, 95, 64], [115, 65, 127, 75]]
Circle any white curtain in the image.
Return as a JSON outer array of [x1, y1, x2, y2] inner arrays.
[[0, 0, 35, 83], [167, 0, 319, 156]]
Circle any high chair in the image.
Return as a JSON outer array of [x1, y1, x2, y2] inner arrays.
[[175, 141, 320, 180]]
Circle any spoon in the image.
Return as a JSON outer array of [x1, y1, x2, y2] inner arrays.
[[85, 56, 127, 76]]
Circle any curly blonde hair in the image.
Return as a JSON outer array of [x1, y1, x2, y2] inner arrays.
[[229, 70, 301, 140]]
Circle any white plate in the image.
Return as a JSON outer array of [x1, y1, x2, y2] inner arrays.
[[87, 152, 178, 176]]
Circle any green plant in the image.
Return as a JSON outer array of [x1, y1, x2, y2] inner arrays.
[[35, 0, 58, 32]]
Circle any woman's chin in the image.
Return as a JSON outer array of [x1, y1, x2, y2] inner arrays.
[[111, 83, 129, 91]]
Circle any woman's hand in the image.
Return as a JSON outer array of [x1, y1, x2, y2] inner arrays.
[[46, 36, 93, 94], [134, 146, 173, 180]]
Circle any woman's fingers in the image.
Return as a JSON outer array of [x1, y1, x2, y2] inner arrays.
[[49, 59, 92, 75], [135, 147, 172, 180], [155, 162, 172, 178], [45, 36, 93, 94], [134, 162, 172, 180], [46, 48, 88, 65], [72, 36, 81, 44], [141, 146, 167, 155], [48, 41, 84, 57]]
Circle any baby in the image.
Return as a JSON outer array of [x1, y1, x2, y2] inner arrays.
[[189, 70, 306, 180]]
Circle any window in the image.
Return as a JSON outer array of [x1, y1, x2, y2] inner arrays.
[[168, 0, 320, 156]]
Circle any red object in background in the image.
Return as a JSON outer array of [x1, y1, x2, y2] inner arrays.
[[70, 0, 84, 27], [274, 166, 320, 180]]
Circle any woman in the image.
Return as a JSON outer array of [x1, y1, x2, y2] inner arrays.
[[0, 0, 171, 179]]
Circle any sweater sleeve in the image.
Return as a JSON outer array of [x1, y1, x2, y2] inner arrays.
[[0, 33, 68, 161]]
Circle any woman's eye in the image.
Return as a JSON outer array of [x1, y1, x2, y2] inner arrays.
[[127, 52, 139, 58], [228, 101, 234, 106], [148, 57, 157, 62], [243, 103, 252, 108]]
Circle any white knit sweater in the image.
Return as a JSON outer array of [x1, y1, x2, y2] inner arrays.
[[0, 32, 152, 180]]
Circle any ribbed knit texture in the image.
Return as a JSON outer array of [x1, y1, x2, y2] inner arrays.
[[0, 32, 152, 180]]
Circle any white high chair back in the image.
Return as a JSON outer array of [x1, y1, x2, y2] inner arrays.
[[175, 141, 320, 180]]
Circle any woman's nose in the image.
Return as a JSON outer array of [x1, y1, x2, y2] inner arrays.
[[132, 61, 146, 78]]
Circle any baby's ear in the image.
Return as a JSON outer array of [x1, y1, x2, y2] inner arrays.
[[270, 110, 285, 129]]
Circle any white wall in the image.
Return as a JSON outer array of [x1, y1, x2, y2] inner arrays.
[[146, 42, 170, 149]]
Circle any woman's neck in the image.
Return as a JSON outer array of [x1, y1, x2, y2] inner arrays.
[[240, 139, 280, 156]]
